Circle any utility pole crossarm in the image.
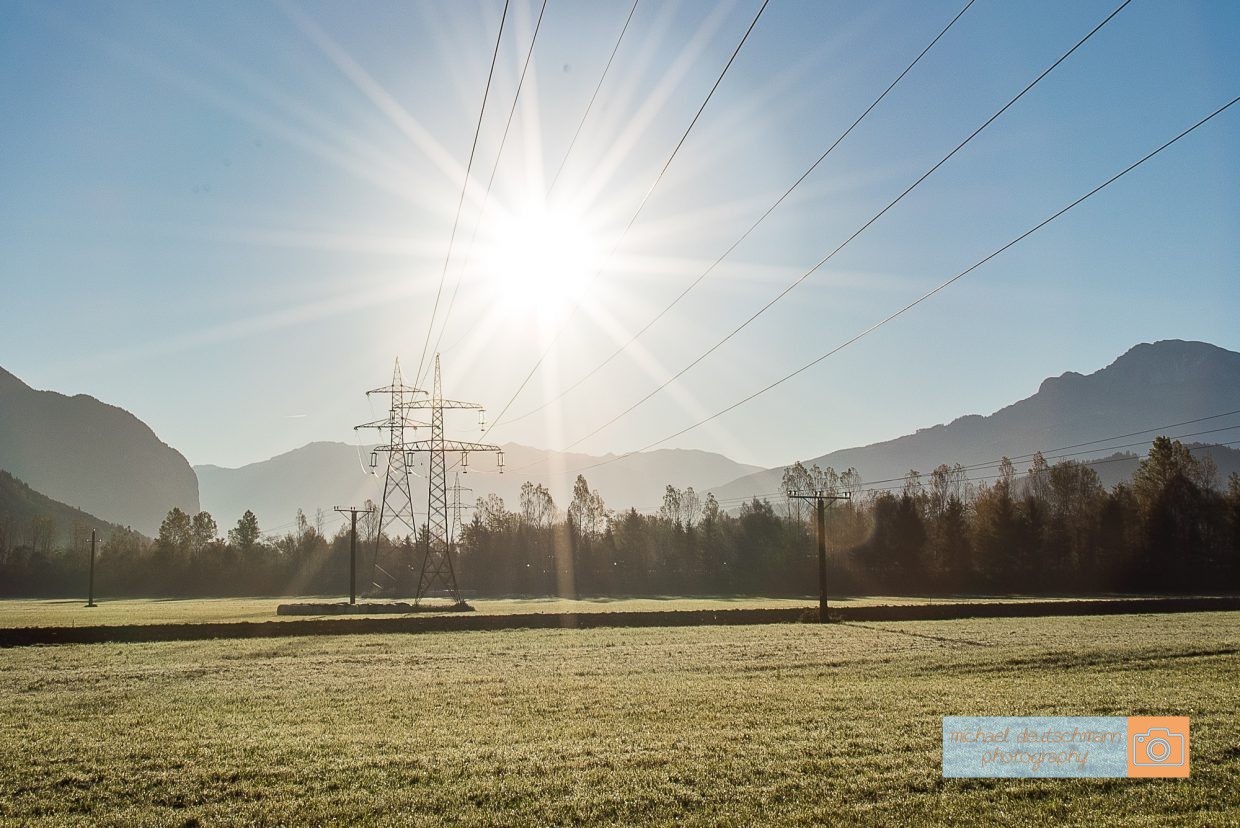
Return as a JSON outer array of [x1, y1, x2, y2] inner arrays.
[[787, 490, 852, 502]]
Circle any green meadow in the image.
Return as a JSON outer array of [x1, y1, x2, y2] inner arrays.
[[2, 611, 1237, 826]]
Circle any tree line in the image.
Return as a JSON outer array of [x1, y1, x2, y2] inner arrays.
[[1, 437, 1237, 598]]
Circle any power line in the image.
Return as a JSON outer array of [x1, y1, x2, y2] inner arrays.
[[716, 409, 1240, 496], [547, 0, 642, 196], [414, 0, 512, 387], [433, 0, 642, 364], [542, 93, 1240, 480], [857, 416, 1240, 488], [857, 425, 1240, 490], [663, 413, 1240, 515], [422, 0, 551, 386], [704, 436, 1240, 509], [514, 0, 1134, 456], [480, 0, 774, 438], [503, 0, 978, 426], [854, 438, 1240, 498]]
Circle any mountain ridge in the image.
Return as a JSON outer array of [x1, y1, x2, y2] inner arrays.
[[0, 367, 199, 535], [0, 469, 137, 547], [194, 441, 763, 530], [708, 340, 1240, 501]]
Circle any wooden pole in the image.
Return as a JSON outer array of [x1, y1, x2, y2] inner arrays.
[[349, 510, 358, 605], [86, 529, 97, 608], [817, 496, 827, 623]]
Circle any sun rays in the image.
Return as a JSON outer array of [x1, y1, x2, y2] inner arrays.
[[60, 1, 802, 467]]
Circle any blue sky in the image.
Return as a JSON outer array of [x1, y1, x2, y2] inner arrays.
[[1, 0, 1237, 470]]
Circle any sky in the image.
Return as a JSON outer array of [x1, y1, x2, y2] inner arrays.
[[1, 0, 1238, 472]]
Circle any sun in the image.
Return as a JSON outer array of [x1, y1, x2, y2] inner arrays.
[[481, 204, 600, 317]]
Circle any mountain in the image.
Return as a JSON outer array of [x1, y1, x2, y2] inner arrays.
[[0, 367, 199, 535], [195, 442, 763, 531], [195, 441, 378, 531], [709, 340, 1240, 502], [0, 469, 134, 547]]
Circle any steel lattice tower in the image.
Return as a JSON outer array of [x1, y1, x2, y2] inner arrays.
[[402, 355, 503, 603], [354, 358, 427, 594], [449, 473, 473, 550]]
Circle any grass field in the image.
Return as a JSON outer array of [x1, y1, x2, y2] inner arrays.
[[2, 612, 1237, 826], [0, 594, 1162, 629]]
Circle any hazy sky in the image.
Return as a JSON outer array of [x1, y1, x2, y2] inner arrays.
[[2, 0, 1237, 471]]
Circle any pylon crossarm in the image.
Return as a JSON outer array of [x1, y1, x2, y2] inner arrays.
[[367, 443, 410, 454], [366, 383, 427, 396], [400, 399, 484, 411], [405, 439, 501, 453], [354, 416, 429, 431]]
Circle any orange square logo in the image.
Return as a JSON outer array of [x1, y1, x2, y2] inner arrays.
[[1127, 716, 1190, 778]]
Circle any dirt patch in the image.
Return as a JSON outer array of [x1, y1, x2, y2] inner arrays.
[[2, 597, 1236, 648]]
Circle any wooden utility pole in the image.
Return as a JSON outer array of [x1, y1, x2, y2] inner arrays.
[[85, 529, 98, 608], [787, 490, 850, 622], [335, 506, 374, 605]]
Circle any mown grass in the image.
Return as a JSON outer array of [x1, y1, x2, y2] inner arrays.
[[0, 594, 1161, 629], [1, 612, 1237, 826]]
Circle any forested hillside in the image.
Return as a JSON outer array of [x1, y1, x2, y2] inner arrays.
[[4, 437, 1236, 598]]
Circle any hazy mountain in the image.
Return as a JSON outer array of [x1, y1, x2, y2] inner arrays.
[[195, 441, 378, 532], [709, 340, 1240, 502], [0, 367, 199, 535], [0, 469, 134, 547], [195, 441, 764, 532]]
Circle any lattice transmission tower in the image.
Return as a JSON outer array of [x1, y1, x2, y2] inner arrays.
[[449, 473, 474, 553], [402, 355, 503, 604], [354, 358, 427, 595]]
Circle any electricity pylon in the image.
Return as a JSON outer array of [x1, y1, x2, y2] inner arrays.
[[449, 473, 474, 552], [354, 358, 427, 595], [402, 354, 503, 603]]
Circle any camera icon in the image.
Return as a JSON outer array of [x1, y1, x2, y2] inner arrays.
[[1132, 727, 1185, 766]]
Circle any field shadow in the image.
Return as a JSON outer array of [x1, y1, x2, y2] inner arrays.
[[840, 622, 992, 648]]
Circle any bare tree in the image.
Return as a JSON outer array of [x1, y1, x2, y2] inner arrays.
[[903, 469, 924, 500], [781, 462, 812, 522], [360, 498, 379, 543], [841, 467, 862, 499], [475, 494, 508, 531], [1027, 452, 1051, 501], [520, 481, 556, 528], [682, 487, 702, 528], [660, 485, 683, 525]]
